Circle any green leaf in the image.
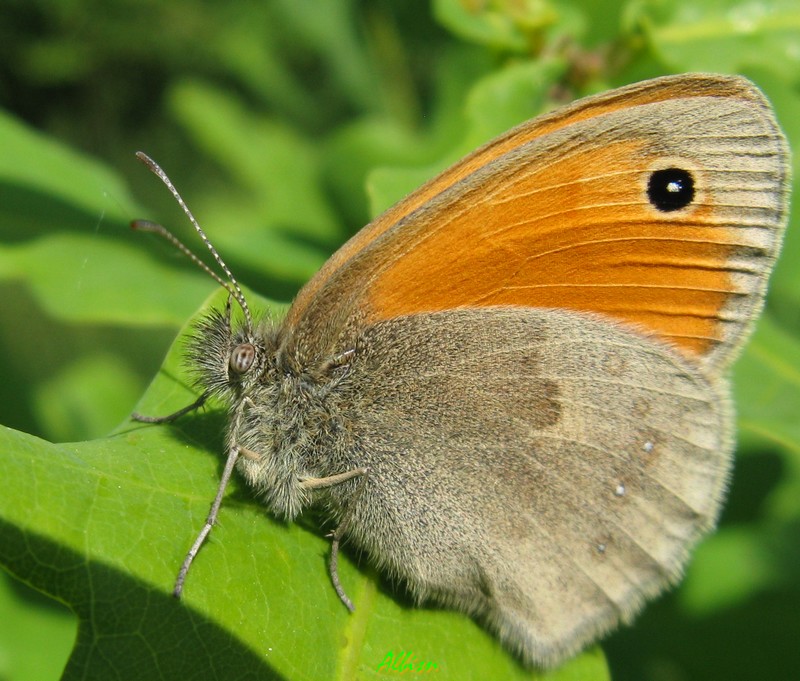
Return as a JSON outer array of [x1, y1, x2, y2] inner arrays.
[[628, 0, 800, 73], [433, 0, 586, 51]]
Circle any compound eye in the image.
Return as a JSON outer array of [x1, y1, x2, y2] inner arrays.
[[229, 343, 256, 374]]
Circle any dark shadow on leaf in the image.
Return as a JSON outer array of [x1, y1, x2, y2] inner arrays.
[[0, 519, 284, 681]]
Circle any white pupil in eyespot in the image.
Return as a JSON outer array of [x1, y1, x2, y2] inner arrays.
[[230, 343, 255, 374], [666, 180, 682, 193]]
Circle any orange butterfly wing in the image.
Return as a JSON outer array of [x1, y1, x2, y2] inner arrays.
[[286, 74, 788, 370]]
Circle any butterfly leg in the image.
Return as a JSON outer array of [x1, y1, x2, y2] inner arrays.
[[172, 442, 242, 597], [300, 467, 369, 611], [131, 392, 209, 423]]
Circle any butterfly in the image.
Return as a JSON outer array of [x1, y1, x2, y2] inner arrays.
[[133, 73, 789, 667]]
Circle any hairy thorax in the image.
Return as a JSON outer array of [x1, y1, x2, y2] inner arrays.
[[232, 367, 353, 519]]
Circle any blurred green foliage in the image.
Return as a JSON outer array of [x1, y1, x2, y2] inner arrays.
[[0, 0, 798, 679]]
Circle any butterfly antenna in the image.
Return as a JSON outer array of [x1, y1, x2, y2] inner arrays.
[[132, 151, 252, 327]]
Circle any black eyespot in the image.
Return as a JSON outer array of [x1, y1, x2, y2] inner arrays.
[[647, 167, 695, 212], [229, 343, 255, 374]]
